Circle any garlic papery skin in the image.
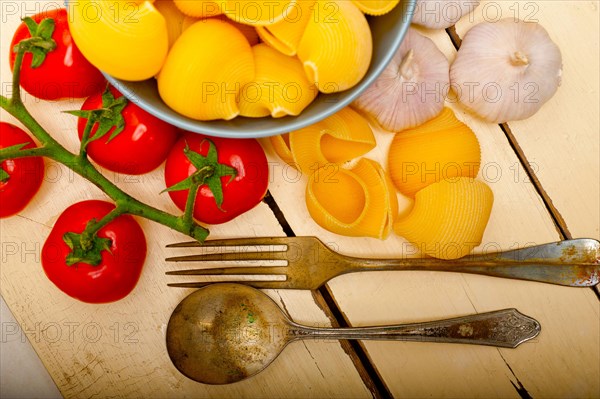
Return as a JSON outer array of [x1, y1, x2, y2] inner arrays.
[[450, 19, 562, 123], [352, 28, 449, 132], [412, 0, 480, 29]]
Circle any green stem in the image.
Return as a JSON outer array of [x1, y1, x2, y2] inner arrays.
[[11, 49, 24, 106], [83, 207, 125, 238], [1, 46, 210, 244], [79, 117, 95, 158], [0, 95, 9, 109], [0, 146, 50, 160], [181, 165, 213, 227], [183, 183, 200, 227], [79, 207, 124, 251]]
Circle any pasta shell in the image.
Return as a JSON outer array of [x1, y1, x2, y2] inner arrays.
[[174, 0, 223, 17], [228, 20, 260, 45], [288, 107, 376, 174], [154, 0, 187, 48], [206, 15, 260, 45], [306, 158, 397, 239], [388, 108, 481, 197], [269, 134, 295, 166], [223, 0, 297, 26], [157, 19, 254, 120], [239, 44, 317, 118], [256, 0, 315, 55], [394, 178, 494, 259], [68, 0, 169, 81], [182, 15, 201, 30], [298, 0, 372, 93], [352, 0, 400, 15]]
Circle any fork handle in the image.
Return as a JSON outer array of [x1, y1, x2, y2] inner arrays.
[[342, 239, 600, 287], [288, 308, 540, 348]]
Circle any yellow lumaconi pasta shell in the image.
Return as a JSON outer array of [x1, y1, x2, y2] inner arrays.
[[174, 0, 223, 17], [288, 107, 376, 174], [68, 0, 169, 81], [223, 0, 297, 26], [388, 108, 481, 198], [239, 44, 317, 118], [182, 15, 201, 30], [256, 0, 315, 55], [352, 0, 400, 15], [269, 134, 295, 166], [307, 158, 397, 239], [154, 0, 187, 48], [394, 178, 494, 260], [158, 19, 254, 121], [229, 20, 260, 45], [181, 15, 259, 45], [298, 0, 372, 93]]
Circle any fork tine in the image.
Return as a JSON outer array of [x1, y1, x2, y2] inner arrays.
[[166, 266, 287, 276], [165, 251, 288, 263], [167, 281, 287, 289], [166, 237, 292, 248]]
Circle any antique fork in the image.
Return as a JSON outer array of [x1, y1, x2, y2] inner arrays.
[[165, 237, 600, 290]]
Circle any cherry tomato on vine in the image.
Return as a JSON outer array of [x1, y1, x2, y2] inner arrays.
[[9, 8, 105, 100], [75, 86, 180, 175], [0, 122, 44, 218], [41, 200, 147, 303], [164, 133, 269, 224]]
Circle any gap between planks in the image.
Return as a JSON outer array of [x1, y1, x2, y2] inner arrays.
[[261, 22, 599, 397], [443, 28, 600, 305], [444, 22, 599, 398]]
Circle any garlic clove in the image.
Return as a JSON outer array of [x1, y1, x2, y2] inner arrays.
[[412, 0, 480, 29], [352, 27, 449, 132], [450, 19, 562, 123]]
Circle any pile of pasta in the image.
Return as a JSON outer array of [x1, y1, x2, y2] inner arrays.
[[270, 107, 494, 260], [69, 0, 401, 121]]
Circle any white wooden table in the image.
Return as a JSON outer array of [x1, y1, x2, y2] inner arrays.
[[1, 0, 598, 397]]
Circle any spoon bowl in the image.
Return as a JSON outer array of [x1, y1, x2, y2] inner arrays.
[[166, 283, 288, 384], [166, 284, 541, 385]]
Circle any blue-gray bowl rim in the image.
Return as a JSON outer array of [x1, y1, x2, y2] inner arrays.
[[100, 0, 416, 139]]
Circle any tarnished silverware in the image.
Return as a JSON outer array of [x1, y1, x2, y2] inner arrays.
[[165, 238, 600, 289], [167, 284, 541, 384]]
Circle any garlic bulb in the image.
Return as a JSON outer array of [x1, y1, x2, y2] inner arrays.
[[450, 19, 562, 123], [352, 28, 449, 132], [412, 0, 480, 29]]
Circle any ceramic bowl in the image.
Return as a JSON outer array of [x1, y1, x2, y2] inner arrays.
[[104, 1, 416, 138]]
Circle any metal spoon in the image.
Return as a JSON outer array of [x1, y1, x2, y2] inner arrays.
[[166, 283, 540, 385]]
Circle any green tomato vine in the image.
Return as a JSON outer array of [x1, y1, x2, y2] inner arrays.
[[0, 17, 211, 265]]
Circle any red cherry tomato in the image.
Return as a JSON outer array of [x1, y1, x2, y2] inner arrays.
[[41, 200, 147, 303], [0, 122, 44, 218], [164, 133, 269, 224], [76, 86, 179, 175], [9, 8, 105, 100]]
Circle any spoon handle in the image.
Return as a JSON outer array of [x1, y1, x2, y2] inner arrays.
[[289, 309, 540, 348]]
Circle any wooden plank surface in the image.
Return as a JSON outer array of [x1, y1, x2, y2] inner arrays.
[[263, 10, 600, 399], [1, 0, 599, 398], [0, 3, 374, 396]]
